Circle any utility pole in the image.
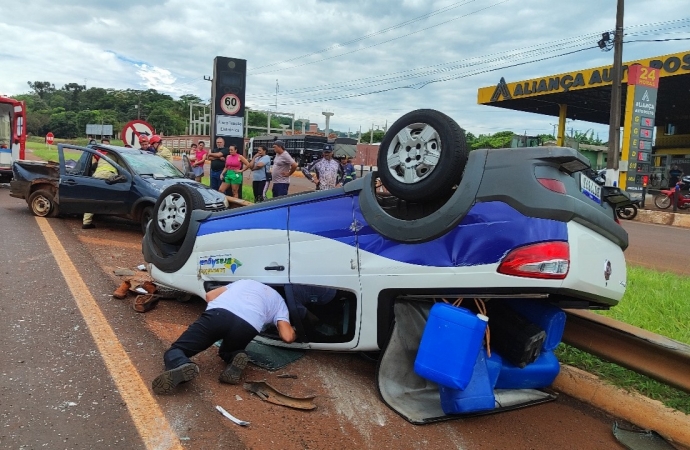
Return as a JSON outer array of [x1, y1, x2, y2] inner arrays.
[[275, 80, 279, 111], [607, 0, 624, 170], [370, 123, 374, 144]]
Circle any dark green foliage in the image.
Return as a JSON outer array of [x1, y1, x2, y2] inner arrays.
[[15, 82, 197, 138]]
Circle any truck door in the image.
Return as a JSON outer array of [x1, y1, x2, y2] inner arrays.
[[287, 195, 361, 350], [57, 146, 131, 215]]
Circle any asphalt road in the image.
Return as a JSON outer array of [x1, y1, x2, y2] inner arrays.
[[621, 220, 690, 276], [2, 182, 685, 449]]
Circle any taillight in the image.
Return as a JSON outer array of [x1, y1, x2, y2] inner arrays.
[[537, 178, 566, 194], [498, 241, 569, 279]]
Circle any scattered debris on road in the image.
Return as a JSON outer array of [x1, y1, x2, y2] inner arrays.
[[277, 374, 298, 379], [215, 405, 250, 426], [612, 422, 676, 450], [243, 380, 316, 410]]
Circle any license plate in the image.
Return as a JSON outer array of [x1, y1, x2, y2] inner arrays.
[[580, 173, 602, 204]]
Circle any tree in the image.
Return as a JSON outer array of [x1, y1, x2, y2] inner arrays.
[[63, 83, 86, 110], [469, 131, 513, 150], [363, 129, 385, 143], [48, 109, 78, 138], [27, 81, 56, 99]]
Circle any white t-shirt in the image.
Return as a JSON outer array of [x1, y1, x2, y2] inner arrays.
[[206, 280, 290, 332]]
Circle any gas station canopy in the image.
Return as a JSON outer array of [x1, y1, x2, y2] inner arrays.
[[477, 50, 690, 129]]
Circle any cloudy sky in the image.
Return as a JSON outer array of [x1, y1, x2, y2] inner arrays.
[[1, 0, 689, 138]]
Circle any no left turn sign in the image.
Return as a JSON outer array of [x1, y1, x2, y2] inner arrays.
[[121, 120, 155, 148], [220, 93, 241, 115]]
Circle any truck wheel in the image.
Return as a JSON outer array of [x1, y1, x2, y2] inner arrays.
[[29, 189, 59, 218], [153, 184, 205, 244], [377, 109, 468, 202], [140, 205, 154, 234]]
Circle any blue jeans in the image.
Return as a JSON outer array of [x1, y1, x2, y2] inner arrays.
[[210, 169, 223, 191], [163, 309, 258, 370]]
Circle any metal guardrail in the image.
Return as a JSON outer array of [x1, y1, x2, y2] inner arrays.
[[562, 310, 690, 394]]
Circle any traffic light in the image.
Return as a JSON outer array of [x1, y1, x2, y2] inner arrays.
[[642, 175, 649, 188]]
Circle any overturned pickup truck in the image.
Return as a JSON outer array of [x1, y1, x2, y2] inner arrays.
[[142, 109, 630, 422], [10, 143, 228, 232]]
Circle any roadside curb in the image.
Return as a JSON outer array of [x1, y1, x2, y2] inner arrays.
[[634, 209, 690, 228], [554, 365, 690, 447]]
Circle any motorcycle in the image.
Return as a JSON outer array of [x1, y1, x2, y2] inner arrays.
[[616, 198, 641, 220], [653, 182, 690, 210]]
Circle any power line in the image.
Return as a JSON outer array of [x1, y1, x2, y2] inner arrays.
[[273, 46, 599, 106], [249, 33, 600, 99], [246, 19, 690, 100], [250, 0, 511, 75], [249, 0, 478, 71]]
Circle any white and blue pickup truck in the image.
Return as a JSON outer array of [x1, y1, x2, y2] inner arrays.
[[142, 109, 628, 353]]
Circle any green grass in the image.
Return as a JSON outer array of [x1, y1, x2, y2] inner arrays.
[[597, 266, 690, 344], [555, 265, 690, 414], [196, 176, 272, 202]]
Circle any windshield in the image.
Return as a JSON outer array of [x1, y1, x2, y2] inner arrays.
[[120, 152, 184, 178]]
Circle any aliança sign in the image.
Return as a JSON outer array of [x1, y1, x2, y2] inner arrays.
[[478, 50, 690, 103]]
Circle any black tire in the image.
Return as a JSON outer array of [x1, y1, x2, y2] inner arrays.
[[654, 194, 671, 209], [153, 184, 205, 244], [377, 109, 468, 202], [139, 205, 154, 234], [28, 189, 58, 218], [616, 204, 638, 220]]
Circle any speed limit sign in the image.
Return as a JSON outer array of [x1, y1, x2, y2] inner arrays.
[[220, 93, 241, 115]]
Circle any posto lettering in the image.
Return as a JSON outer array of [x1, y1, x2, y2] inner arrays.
[[493, 51, 690, 101], [664, 56, 681, 73]]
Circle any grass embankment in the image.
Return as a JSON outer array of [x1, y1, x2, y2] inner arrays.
[[555, 265, 690, 413]]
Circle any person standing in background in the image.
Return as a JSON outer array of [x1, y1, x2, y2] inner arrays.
[[307, 144, 342, 190], [669, 165, 683, 188], [271, 140, 297, 197], [190, 142, 208, 182], [208, 137, 229, 191], [248, 145, 271, 202], [218, 145, 251, 198]]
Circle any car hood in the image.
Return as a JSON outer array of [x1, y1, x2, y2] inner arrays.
[[142, 177, 226, 205]]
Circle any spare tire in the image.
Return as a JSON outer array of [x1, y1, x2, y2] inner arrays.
[[153, 184, 205, 244], [377, 109, 468, 202]]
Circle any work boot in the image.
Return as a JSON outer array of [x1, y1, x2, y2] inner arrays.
[[142, 281, 157, 294], [151, 362, 199, 395], [113, 280, 131, 299], [219, 352, 249, 385]]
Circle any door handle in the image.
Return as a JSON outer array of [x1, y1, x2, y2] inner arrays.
[[264, 265, 285, 271], [63, 179, 77, 186]]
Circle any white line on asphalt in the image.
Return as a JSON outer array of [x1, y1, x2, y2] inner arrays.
[[36, 217, 183, 450]]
